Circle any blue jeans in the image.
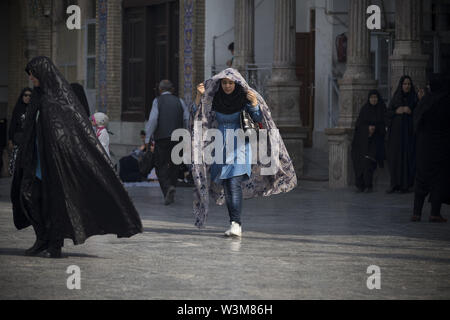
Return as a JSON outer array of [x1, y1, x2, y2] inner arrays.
[[223, 175, 244, 225]]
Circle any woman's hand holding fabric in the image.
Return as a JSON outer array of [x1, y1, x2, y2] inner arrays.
[[246, 91, 258, 107], [195, 83, 205, 106]]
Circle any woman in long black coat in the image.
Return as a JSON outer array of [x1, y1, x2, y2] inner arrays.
[[351, 90, 386, 193], [411, 74, 450, 222], [11, 56, 143, 258], [7, 87, 32, 175], [386, 76, 417, 193], [70, 83, 90, 118]]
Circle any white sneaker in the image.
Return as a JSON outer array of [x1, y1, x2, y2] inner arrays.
[[229, 221, 242, 237]]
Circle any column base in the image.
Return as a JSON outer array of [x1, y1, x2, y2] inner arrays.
[[325, 127, 354, 189], [266, 79, 305, 178], [278, 126, 308, 178], [266, 80, 302, 127], [109, 121, 144, 159], [337, 78, 378, 128]]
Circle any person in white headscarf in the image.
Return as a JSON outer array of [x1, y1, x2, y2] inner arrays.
[[91, 112, 110, 158]]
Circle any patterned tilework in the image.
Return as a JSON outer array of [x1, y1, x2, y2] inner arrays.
[[183, 0, 194, 107], [98, 0, 107, 113]]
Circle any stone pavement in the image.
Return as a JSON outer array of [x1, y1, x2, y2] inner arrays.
[[0, 176, 449, 300]]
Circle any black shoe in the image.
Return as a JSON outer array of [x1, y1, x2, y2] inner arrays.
[[25, 239, 48, 256], [41, 246, 62, 258], [365, 187, 373, 193], [429, 215, 447, 223], [410, 215, 421, 222], [164, 186, 175, 205], [355, 188, 364, 193]]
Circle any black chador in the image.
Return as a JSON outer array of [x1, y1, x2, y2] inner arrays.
[[351, 90, 386, 192], [11, 56, 143, 258], [386, 76, 417, 193], [411, 74, 450, 222]]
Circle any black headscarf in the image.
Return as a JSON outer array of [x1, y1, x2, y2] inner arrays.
[[392, 75, 417, 107], [14, 87, 33, 108], [212, 80, 250, 114], [414, 73, 450, 132], [8, 87, 32, 143], [428, 73, 450, 95], [366, 89, 383, 107], [352, 89, 387, 172], [70, 83, 90, 118]]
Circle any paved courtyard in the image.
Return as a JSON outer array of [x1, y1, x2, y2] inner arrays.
[[0, 174, 449, 300]]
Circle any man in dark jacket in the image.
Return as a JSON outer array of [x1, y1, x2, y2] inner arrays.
[[145, 80, 189, 205]]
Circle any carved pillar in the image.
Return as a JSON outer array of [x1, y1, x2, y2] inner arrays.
[[266, 0, 306, 177], [325, 0, 377, 188], [390, 0, 429, 90], [233, 0, 255, 74], [21, 0, 38, 61]]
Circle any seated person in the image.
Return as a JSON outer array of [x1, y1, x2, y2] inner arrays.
[[119, 131, 155, 182]]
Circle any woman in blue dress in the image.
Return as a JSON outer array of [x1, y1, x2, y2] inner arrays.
[[194, 78, 262, 237], [191, 68, 297, 237]]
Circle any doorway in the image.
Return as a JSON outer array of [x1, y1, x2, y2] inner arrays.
[[296, 31, 315, 147], [122, 0, 179, 122]]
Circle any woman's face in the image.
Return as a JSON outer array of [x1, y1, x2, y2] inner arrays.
[[221, 78, 236, 95], [22, 91, 32, 104], [369, 94, 378, 106], [29, 72, 40, 87], [402, 78, 411, 93]]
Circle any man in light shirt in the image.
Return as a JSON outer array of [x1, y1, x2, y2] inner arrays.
[[145, 80, 189, 205]]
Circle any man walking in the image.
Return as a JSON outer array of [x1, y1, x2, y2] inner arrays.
[[145, 80, 189, 205]]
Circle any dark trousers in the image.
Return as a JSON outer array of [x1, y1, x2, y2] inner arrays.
[[27, 179, 63, 247], [223, 175, 244, 225], [413, 193, 442, 217], [355, 159, 377, 190], [414, 177, 442, 217], [0, 146, 4, 173], [28, 179, 47, 240], [154, 139, 179, 197]]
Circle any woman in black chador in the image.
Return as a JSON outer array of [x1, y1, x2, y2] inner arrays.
[[351, 90, 386, 193], [386, 76, 417, 193], [411, 74, 450, 222], [70, 83, 91, 118], [8, 87, 32, 175], [11, 56, 143, 258]]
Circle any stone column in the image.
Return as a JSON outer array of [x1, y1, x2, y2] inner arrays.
[[76, 0, 89, 83], [266, 0, 306, 177], [21, 0, 38, 62], [390, 0, 429, 90], [8, 0, 29, 120], [233, 0, 255, 75], [325, 0, 377, 188], [270, 0, 297, 83]]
